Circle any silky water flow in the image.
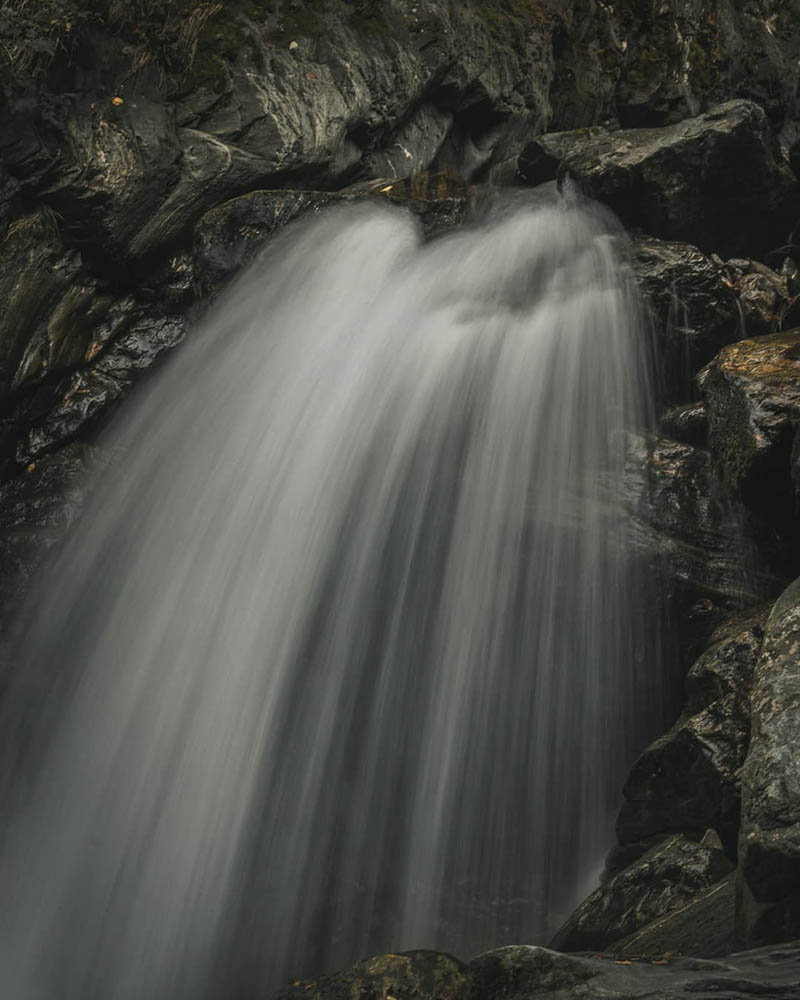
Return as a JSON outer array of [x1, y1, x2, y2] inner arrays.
[[0, 194, 662, 999]]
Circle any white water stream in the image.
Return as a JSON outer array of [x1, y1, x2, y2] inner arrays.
[[0, 195, 659, 998]]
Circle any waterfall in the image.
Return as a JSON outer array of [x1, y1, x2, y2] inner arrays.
[[0, 193, 660, 999]]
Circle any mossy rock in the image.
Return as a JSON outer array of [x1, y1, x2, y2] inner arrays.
[[274, 951, 469, 1000]]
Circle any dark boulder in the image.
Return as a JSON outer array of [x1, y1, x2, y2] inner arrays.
[[659, 403, 709, 448], [624, 433, 778, 658], [34, 98, 184, 267], [610, 1, 800, 131], [550, 834, 733, 954], [193, 173, 473, 298], [616, 609, 768, 855], [520, 101, 800, 258], [612, 874, 735, 959], [13, 311, 187, 466], [272, 950, 468, 1000], [738, 577, 800, 947], [628, 236, 739, 403], [700, 329, 800, 568], [0, 209, 100, 401], [469, 940, 800, 1000]]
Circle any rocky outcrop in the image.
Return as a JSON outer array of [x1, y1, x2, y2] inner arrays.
[[701, 330, 800, 497], [193, 173, 473, 297], [273, 951, 469, 1000], [550, 834, 733, 954], [612, 874, 736, 959], [738, 578, 800, 948], [700, 330, 800, 574], [628, 235, 739, 403], [616, 610, 768, 856], [519, 101, 800, 258], [660, 402, 708, 447], [624, 433, 777, 658], [280, 941, 800, 1000]]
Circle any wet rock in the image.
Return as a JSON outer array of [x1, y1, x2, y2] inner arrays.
[[738, 577, 800, 947], [363, 105, 454, 181], [125, 128, 275, 265], [193, 173, 473, 298], [603, 836, 668, 879], [616, 611, 768, 855], [36, 98, 183, 266], [628, 237, 739, 402], [178, 3, 556, 183], [272, 951, 469, 1000], [612, 874, 735, 959], [14, 312, 188, 465], [737, 272, 784, 337], [193, 189, 339, 298], [611, 2, 800, 131], [550, 834, 733, 954], [660, 403, 709, 448], [520, 101, 800, 258], [700, 330, 800, 562], [624, 433, 777, 658], [469, 939, 800, 1000], [0, 210, 100, 398]]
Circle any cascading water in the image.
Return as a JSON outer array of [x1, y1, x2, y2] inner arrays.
[[0, 193, 661, 999]]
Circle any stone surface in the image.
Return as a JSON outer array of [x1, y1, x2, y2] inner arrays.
[[738, 577, 800, 947], [278, 940, 800, 1000], [520, 101, 800, 258], [700, 330, 800, 566], [0, 209, 98, 400], [624, 433, 778, 658], [272, 951, 469, 1000], [660, 402, 709, 447], [628, 236, 739, 403], [702, 330, 800, 491], [616, 611, 768, 855], [469, 940, 800, 999], [193, 173, 473, 297], [550, 834, 733, 953], [13, 312, 188, 465], [612, 874, 735, 959]]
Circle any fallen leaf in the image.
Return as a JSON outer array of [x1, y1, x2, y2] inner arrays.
[[111, 96, 124, 106]]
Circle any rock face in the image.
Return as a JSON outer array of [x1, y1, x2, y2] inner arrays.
[[284, 941, 800, 1000], [616, 611, 768, 856], [193, 173, 473, 297], [628, 236, 739, 404], [738, 578, 800, 948], [470, 941, 800, 999], [272, 951, 469, 1000], [701, 330, 800, 497], [700, 329, 800, 571], [612, 875, 736, 959], [550, 834, 734, 954], [520, 101, 800, 257], [624, 432, 777, 660]]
